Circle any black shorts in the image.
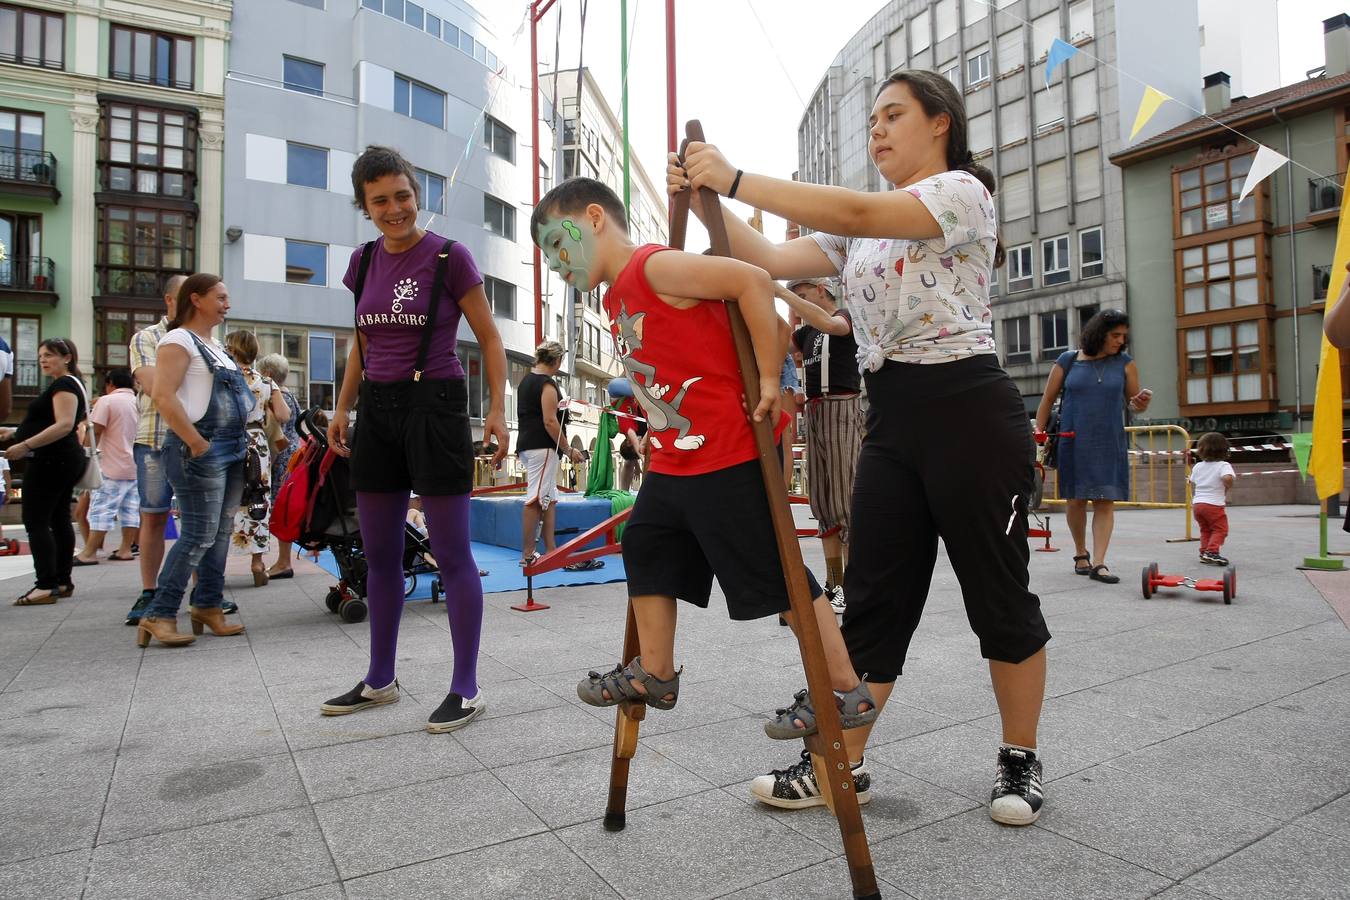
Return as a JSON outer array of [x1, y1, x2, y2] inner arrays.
[[842, 356, 1051, 680], [622, 457, 822, 620], [350, 378, 473, 496]]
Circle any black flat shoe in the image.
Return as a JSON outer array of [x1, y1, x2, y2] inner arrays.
[[1088, 565, 1119, 584], [72, 557, 99, 567], [266, 569, 294, 580]]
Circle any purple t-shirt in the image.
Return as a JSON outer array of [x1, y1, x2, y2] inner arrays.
[[343, 231, 482, 382]]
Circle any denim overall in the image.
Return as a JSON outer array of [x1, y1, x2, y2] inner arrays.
[[147, 333, 254, 617]]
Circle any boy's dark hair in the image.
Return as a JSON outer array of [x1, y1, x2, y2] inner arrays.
[[1080, 308, 1130, 357], [1196, 431, 1230, 461], [531, 177, 628, 243], [106, 368, 134, 390], [350, 145, 420, 214]]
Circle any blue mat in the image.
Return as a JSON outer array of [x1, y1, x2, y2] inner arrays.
[[315, 541, 626, 599]]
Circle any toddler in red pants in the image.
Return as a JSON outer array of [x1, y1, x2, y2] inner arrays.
[[1189, 432, 1235, 565]]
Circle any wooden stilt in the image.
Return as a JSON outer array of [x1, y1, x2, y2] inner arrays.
[[604, 601, 645, 831]]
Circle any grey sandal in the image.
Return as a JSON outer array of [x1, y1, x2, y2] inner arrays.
[[764, 680, 878, 740], [577, 656, 681, 710]]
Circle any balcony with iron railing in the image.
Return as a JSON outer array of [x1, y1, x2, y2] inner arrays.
[[1310, 175, 1343, 222], [0, 257, 57, 304], [0, 149, 60, 201]]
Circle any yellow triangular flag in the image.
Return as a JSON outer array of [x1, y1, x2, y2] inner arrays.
[[1309, 165, 1350, 500], [1129, 86, 1171, 141]]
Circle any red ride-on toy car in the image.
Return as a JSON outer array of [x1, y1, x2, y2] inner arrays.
[[1140, 561, 1236, 604]]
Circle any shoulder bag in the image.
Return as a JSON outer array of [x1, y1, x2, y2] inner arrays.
[[1042, 356, 1075, 470], [70, 377, 103, 491]]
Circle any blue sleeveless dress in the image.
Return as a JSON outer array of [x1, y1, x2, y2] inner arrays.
[[1056, 349, 1130, 500]]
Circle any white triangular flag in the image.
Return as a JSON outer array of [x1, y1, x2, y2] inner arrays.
[[1238, 145, 1288, 204]]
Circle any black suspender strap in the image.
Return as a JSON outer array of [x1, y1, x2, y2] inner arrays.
[[413, 239, 455, 382], [351, 241, 376, 377]]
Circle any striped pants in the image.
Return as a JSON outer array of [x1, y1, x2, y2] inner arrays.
[[805, 393, 863, 543]]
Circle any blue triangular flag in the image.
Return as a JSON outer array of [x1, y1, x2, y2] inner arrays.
[[1045, 37, 1079, 86]]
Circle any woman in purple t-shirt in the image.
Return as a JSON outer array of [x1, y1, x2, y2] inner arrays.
[[322, 146, 509, 733]]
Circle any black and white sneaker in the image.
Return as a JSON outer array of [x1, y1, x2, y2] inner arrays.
[[426, 691, 485, 733], [1204, 551, 1229, 566], [750, 749, 871, 810], [827, 585, 846, 615], [990, 746, 1044, 825], [319, 680, 400, 716]]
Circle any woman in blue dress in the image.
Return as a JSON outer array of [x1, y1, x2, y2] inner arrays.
[[1035, 309, 1152, 583]]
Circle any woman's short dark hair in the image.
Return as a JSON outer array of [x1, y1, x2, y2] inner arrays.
[[1195, 431, 1230, 462], [531, 177, 628, 242], [40, 337, 82, 382], [106, 368, 134, 390], [1080, 308, 1130, 356], [351, 145, 419, 215], [875, 71, 1004, 267], [170, 273, 224, 331]]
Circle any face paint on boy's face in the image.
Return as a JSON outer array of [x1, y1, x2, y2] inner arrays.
[[537, 215, 598, 291]]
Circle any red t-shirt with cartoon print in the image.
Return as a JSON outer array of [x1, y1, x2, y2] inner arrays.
[[602, 244, 789, 476]]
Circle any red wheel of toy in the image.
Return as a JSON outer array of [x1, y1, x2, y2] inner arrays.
[[1141, 564, 1153, 599], [1223, 567, 1235, 605]]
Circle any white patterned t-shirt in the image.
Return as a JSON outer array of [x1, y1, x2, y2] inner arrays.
[[810, 171, 998, 370]]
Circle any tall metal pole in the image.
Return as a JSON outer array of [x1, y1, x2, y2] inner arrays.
[[665, 0, 677, 156], [620, 0, 631, 217], [530, 1, 544, 347]]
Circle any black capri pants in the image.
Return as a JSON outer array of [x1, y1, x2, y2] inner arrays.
[[842, 356, 1051, 681]]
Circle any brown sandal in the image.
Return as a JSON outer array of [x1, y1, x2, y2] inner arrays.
[[14, 588, 57, 606]]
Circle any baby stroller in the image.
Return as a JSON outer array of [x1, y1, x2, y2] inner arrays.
[[272, 410, 442, 623]]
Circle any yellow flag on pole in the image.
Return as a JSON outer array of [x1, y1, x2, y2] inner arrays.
[[1129, 86, 1171, 141], [1309, 167, 1350, 500]]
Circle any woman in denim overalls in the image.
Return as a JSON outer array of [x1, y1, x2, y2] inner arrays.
[[138, 274, 254, 648]]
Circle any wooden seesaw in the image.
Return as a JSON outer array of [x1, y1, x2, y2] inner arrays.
[[602, 120, 882, 900]]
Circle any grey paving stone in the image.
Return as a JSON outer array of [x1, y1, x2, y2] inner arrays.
[[98, 751, 309, 843], [1183, 825, 1350, 900], [874, 808, 1172, 899], [1295, 791, 1350, 839], [557, 789, 833, 900], [270, 680, 432, 752], [563, 674, 758, 737], [343, 832, 619, 899], [451, 702, 616, 767], [312, 771, 546, 878], [1149, 884, 1227, 899], [266, 884, 345, 900], [113, 718, 289, 776], [641, 715, 818, 788], [0, 752, 114, 865], [253, 637, 372, 687], [495, 744, 715, 829], [1057, 674, 1263, 731], [0, 847, 89, 900], [293, 728, 483, 803], [1035, 765, 1280, 879], [969, 694, 1190, 769], [716, 857, 915, 900], [727, 756, 981, 849], [85, 807, 335, 900]]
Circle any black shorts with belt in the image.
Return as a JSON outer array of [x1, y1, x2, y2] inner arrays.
[[350, 377, 473, 496], [842, 355, 1051, 680]]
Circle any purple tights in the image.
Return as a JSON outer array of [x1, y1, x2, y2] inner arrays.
[[356, 491, 481, 697]]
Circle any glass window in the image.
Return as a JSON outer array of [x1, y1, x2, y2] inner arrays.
[[1003, 316, 1031, 363], [1079, 227, 1103, 278], [1042, 235, 1071, 285], [1035, 86, 1065, 132], [394, 75, 445, 128], [1032, 11, 1057, 60], [873, 43, 887, 83], [415, 167, 445, 215], [969, 112, 992, 155], [1008, 244, 1033, 291], [935, 0, 957, 41], [309, 333, 335, 382], [966, 49, 990, 86], [426, 13, 440, 38], [443, 22, 459, 47], [1069, 0, 1094, 40], [1074, 149, 1101, 201], [288, 0, 325, 7], [1174, 235, 1262, 313], [485, 276, 515, 318], [1183, 322, 1266, 405], [1000, 98, 1028, 146], [1072, 70, 1098, 120], [910, 9, 931, 52], [1002, 170, 1030, 220], [283, 56, 323, 96], [97, 205, 195, 297], [286, 142, 327, 189], [996, 27, 1023, 75], [483, 115, 515, 163], [887, 27, 905, 68], [110, 25, 192, 88], [1040, 309, 1069, 359], [100, 102, 197, 199], [941, 61, 960, 89], [0, 108, 47, 184], [1175, 152, 1257, 236], [384, 0, 404, 18], [483, 194, 515, 240], [0, 4, 63, 70], [361, 0, 381, 10], [1037, 157, 1068, 211], [404, 1, 423, 28], [285, 240, 327, 286]]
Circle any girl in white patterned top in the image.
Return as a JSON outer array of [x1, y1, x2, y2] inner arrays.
[[670, 70, 1049, 826]]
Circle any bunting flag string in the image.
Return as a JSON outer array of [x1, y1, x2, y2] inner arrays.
[[1044, 37, 1079, 87], [1128, 86, 1172, 141], [1238, 144, 1290, 204]]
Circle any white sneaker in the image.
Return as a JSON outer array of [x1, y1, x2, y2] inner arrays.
[[319, 679, 400, 716], [827, 584, 846, 614], [750, 750, 871, 809]]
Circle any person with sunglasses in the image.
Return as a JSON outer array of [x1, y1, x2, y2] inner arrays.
[[1, 338, 88, 604]]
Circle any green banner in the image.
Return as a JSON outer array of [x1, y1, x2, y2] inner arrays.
[[1291, 432, 1313, 479]]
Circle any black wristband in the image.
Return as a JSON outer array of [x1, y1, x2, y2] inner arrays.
[[728, 169, 744, 199]]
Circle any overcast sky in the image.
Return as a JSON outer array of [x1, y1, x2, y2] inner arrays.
[[493, 0, 1343, 246]]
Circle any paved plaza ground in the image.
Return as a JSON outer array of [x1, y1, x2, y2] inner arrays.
[[1, 503, 1348, 899]]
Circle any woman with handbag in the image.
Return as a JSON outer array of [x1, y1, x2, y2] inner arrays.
[[1, 338, 88, 604], [259, 353, 301, 579], [137, 274, 254, 647], [1034, 308, 1152, 583], [225, 330, 290, 587]]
